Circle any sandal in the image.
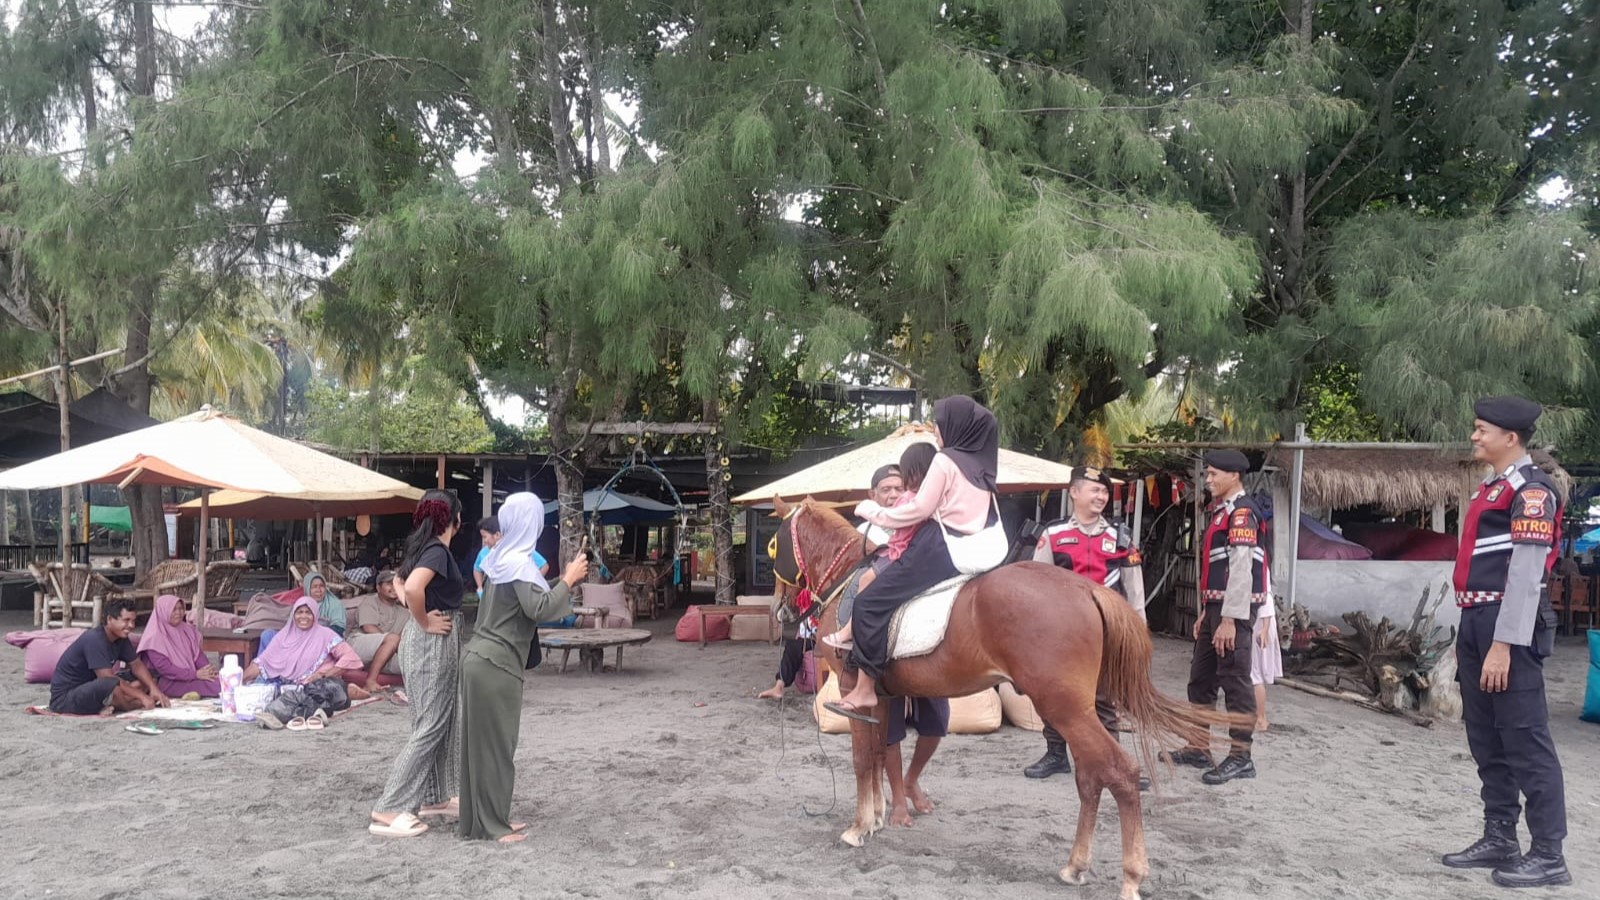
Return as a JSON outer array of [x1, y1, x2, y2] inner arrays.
[[165, 720, 216, 731], [125, 722, 163, 736], [823, 700, 880, 724], [821, 633, 853, 651], [368, 812, 429, 838], [303, 714, 325, 731], [285, 717, 308, 732]]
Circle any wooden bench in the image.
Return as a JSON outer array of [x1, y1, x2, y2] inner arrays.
[[693, 605, 779, 649], [127, 627, 266, 668]]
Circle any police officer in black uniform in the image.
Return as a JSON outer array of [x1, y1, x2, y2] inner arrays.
[[1442, 397, 1571, 888]]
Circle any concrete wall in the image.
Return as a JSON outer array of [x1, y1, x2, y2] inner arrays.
[[1290, 559, 1459, 628]]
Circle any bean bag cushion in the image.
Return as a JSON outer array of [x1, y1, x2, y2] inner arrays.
[[1582, 629, 1600, 725], [997, 682, 1045, 731], [675, 606, 731, 642], [947, 687, 1003, 734], [813, 673, 851, 734], [13, 629, 87, 684]]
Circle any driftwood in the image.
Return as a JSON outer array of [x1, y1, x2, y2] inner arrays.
[[1288, 583, 1458, 718], [1276, 677, 1435, 727]]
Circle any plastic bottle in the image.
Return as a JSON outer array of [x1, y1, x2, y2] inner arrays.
[[219, 654, 243, 716]]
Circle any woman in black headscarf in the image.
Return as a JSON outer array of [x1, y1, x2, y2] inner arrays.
[[826, 396, 1002, 723]]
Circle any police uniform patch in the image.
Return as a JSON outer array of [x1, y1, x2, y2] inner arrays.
[[1101, 538, 1117, 554], [1519, 488, 1549, 519], [1228, 508, 1258, 546], [1485, 484, 1506, 503], [1125, 547, 1142, 566]]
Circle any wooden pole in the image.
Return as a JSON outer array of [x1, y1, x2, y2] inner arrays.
[[1132, 477, 1145, 547], [0, 347, 124, 388], [1287, 423, 1306, 612], [193, 489, 210, 624], [436, 455, 446, 490], [481, 460, 495, 518], [55, 303, 71, 566]]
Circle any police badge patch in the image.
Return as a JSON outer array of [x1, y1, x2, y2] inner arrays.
[[1519, 487, 1549, 519], [1485, 484, 1506, 503], [1101, 538, 1117, 554]]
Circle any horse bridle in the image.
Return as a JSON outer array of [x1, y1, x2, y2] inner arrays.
[[777, 506, 858, 620]]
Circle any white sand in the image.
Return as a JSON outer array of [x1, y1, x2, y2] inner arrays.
[[2, 609, 1594, 900]]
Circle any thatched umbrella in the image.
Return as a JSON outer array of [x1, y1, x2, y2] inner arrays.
[[734, 423, 1083, 504], [0, 408, 416, 619]]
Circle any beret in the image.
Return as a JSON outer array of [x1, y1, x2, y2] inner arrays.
[[1203, 449, 1251, 474], [1473, 396, 1541, 433], [1071, 465, 1113, 488]]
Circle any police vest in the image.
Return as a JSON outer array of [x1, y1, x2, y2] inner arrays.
[[1199, 494, 1269, 603], [1042, 519, 1139, 596], [1453, 462, 1563, 607]]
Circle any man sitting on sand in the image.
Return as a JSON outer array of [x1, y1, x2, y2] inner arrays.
[[49, 599, 171, 715], [346, 570, 407, 692]]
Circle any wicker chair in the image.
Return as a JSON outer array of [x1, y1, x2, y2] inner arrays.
[[618, 564, 667, 621], [35, 562, 118, 629]]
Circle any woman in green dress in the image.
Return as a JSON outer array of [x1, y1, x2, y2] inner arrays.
[[459, 491, 589, 842]]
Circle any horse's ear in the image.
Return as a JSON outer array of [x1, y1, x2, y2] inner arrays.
[[772, 496, 792, 517]]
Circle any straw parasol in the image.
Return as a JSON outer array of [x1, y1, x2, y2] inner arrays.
[[0, 407, 418, 617], [733, 423, 1084, 504]]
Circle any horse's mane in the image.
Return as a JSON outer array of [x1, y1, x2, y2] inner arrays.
[[793, 499, 866, 565]]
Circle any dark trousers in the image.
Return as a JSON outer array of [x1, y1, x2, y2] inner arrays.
[[1455, 604, 1567, 841], [776, 635, 815, 686], [848, 524, 959, 680], [1042, 692, 1118, 747], [1188, 602, 1257, 756]]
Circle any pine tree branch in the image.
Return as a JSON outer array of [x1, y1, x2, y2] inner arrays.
[[255, 53, 469, 130], [847, 0, 890, 104]]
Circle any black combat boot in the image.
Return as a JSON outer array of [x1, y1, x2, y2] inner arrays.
[[1491, 840, 1571, 888], [1024, 739, 1072, 778], [1442, 820, 1521, 870]]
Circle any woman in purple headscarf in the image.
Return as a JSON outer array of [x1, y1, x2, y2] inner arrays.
[[826, 395, 1001, 724], [136, 594, 221, 697], [241, 597, 362, 685]]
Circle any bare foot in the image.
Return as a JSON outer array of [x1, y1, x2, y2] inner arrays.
[[757, 682, 784, 700], [511, 822, 528, 833], [363, 680, 383, 694], [497, 832, 528, 844], [1255, 719, 1269, 733], [370, 811, 396, 826], [889, 801, 914, 827], [347, 684, 373, 701], [837, 692, 877, 713], [907, 783, 934, 815], [420, 798, 459, 818]]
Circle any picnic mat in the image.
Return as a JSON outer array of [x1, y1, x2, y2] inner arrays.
[[26, 696, 383, 721]]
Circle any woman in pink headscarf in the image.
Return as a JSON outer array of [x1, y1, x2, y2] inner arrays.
[[137, 594, 221, 697], [242, 598, 363, 685]]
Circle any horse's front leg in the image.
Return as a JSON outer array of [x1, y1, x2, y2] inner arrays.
[[870, 716, 888, 834], [841, 716, 878, 847]]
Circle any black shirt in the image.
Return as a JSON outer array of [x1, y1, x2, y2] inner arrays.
[[50, 627, 136, 705], [416, 541, 466, 612]]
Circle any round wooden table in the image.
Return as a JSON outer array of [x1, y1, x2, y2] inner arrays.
[[538, 628, 651, 673]]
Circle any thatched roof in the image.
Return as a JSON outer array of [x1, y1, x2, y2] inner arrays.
[[733, 423, 1088, 504], [1265, 448, 1483, 513]]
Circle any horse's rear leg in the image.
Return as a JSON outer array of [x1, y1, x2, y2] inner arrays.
[[1044, 708, 1148, 900]]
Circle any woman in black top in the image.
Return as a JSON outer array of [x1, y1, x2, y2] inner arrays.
[[370, 489, 467, 838]]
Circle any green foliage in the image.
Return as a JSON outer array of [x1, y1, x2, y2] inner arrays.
[[304, 369, 494, 454]]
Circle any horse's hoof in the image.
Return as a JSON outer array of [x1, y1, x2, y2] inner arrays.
[[840, 829, 866, 848], [870, 816, 885, 834], [1059, 866, 1089, 886]]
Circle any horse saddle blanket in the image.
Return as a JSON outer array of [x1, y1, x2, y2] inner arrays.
[[886, 574, 975, 661]]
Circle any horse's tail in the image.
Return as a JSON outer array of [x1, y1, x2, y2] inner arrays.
[[1088, 584, 1248, 775]]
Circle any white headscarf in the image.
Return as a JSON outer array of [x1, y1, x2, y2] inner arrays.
[[481, 492, 551, 591]]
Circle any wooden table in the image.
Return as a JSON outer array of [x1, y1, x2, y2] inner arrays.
[[571, 606, 610, 628], [126, 627, 266, 668], [199, 628, 266, 668], [538, 628, 651, 673], [693, 604, 779, 649]]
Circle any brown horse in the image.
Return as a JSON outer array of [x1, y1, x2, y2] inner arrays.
[[771, 497, 1236, 900]]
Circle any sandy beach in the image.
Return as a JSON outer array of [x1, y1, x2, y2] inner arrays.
[[2, 608, 1594, 900]]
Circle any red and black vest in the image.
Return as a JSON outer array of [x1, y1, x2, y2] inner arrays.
[[1041, 518, 1140, 596], [1199, 493, 1269, 604], [1453, 461, 1562, 607]]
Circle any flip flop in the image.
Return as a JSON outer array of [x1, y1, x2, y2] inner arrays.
[[368, 812, 429, 838], [165, 720, 217, 730], [125, 722, 163, 736], [285, 717, 309, 732], [823, 700, 880, 724], [303, 715, 325, 731], [821, 634, 854, 651]]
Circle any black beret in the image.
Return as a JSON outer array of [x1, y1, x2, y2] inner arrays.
[[1473, 396, 1541, 433], [1071, 465, 1113, 489], [1203, 449, 1251, 474], [870, 464, 901, 490]]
